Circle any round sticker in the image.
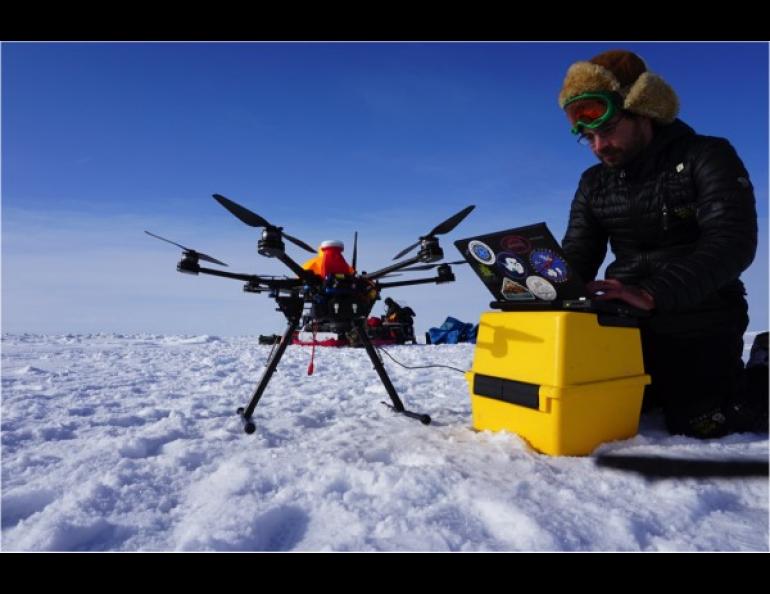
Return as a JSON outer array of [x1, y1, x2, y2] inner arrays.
[[526, 275, 557, 301], [529, 248, 570, 283], [500, 235, 532, 254], [468, 240, 495, 265], [496, 251, 527, 280]]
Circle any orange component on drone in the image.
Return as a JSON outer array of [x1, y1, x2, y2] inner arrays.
[[302, 240, 355, 277]]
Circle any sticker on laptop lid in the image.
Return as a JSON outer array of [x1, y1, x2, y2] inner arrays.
[[496, 251, 527, 280], [467, 240, 496, 265], [529, 248, 570, 283], [475, 263, 496, 282], [525, 275, 557, 301], [500, 235, 532, 254], [501, 278, 535, 301]]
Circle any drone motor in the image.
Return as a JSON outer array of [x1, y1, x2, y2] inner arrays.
[[417, 237, 444, 263], [177, 255, 200, 275], [435, 264, 455, 283], [258, 227, 286, 258]]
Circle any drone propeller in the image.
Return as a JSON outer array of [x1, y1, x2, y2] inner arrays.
[[352, 231, 358, 271], [397, 260, 468, 271], [212, 194, 316, 254], [392, 204, 475, 260], [144, 231, 228, 266]]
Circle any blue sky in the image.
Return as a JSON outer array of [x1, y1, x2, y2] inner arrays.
[[2, 42, 768, 335]]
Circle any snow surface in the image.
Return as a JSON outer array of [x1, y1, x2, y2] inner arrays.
[[1, 333, 767, 551]]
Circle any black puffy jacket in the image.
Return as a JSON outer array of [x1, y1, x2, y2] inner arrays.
[[562, 119, 757, 314]]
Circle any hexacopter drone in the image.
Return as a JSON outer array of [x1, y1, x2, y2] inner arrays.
[[147, 194, 473, 434]]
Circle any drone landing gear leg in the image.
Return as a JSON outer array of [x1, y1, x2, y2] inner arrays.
[[237, 318, 300, 434], [355, 320, 431, 425]]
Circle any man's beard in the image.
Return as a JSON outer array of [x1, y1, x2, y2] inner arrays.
[[595, 119, 647, 168], [597, 147, 625, 167]]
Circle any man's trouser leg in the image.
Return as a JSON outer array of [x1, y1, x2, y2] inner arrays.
[[641, 302, 748, 438]]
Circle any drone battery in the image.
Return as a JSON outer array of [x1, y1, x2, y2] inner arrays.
[[465, 311, 650, 456]]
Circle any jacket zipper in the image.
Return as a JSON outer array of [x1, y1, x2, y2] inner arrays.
[[653, 173, 668, 233]]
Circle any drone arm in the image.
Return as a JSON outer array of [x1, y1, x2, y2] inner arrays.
[[376, 265, 456, 288], [364, 254, 425, 281], [183, 252, 314, 288], [194, 265, 263, 283], [275, 253, 319, 285], [186, 264, 303, 292], [377, 276, 447, 289]]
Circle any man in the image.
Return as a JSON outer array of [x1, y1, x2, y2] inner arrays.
[[558, 49, 766, 437], [384, 297, 416, 324], [383, 297, 416, 344]]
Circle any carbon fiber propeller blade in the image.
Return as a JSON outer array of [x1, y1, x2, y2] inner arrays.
[[393, 205, 475, 260], [213, 193, 270, 227], [282, 232, 316, 254], [212, 194, 315, 254], [144, 231, 228, 266], [429, 204, 476, 236], [392, 240, 421, 261]]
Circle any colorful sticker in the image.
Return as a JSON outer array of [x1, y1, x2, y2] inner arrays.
[[525, 275, 557, 301], [501, 278, 535, 301], [500, 235, 532, 254], [496, 251, 527, 280], [529, 248, 570, 283], [468, 240, 496, 265], [478, 263, 496, 281]]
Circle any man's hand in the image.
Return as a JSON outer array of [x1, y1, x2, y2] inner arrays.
[[586, 278, 655, 311]]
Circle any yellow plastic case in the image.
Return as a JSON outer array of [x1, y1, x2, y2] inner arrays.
[[466, 311, 650, 456]]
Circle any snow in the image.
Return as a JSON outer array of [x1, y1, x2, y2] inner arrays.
[[1, 333, 767, 551]]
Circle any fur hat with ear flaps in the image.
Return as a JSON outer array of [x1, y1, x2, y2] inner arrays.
[[558, 50, 680, 124]]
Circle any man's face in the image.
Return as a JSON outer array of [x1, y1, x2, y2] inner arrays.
[[580, 114, 651, 168]]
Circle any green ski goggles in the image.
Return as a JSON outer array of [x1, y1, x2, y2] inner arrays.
[[564, 92, 620, 135]]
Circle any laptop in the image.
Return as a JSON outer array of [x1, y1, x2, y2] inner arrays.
[[454, 222, 647, 320]]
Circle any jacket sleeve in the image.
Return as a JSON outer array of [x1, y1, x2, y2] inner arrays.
[[639, 138, 757, 312], [562, 170, 608, 283]]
